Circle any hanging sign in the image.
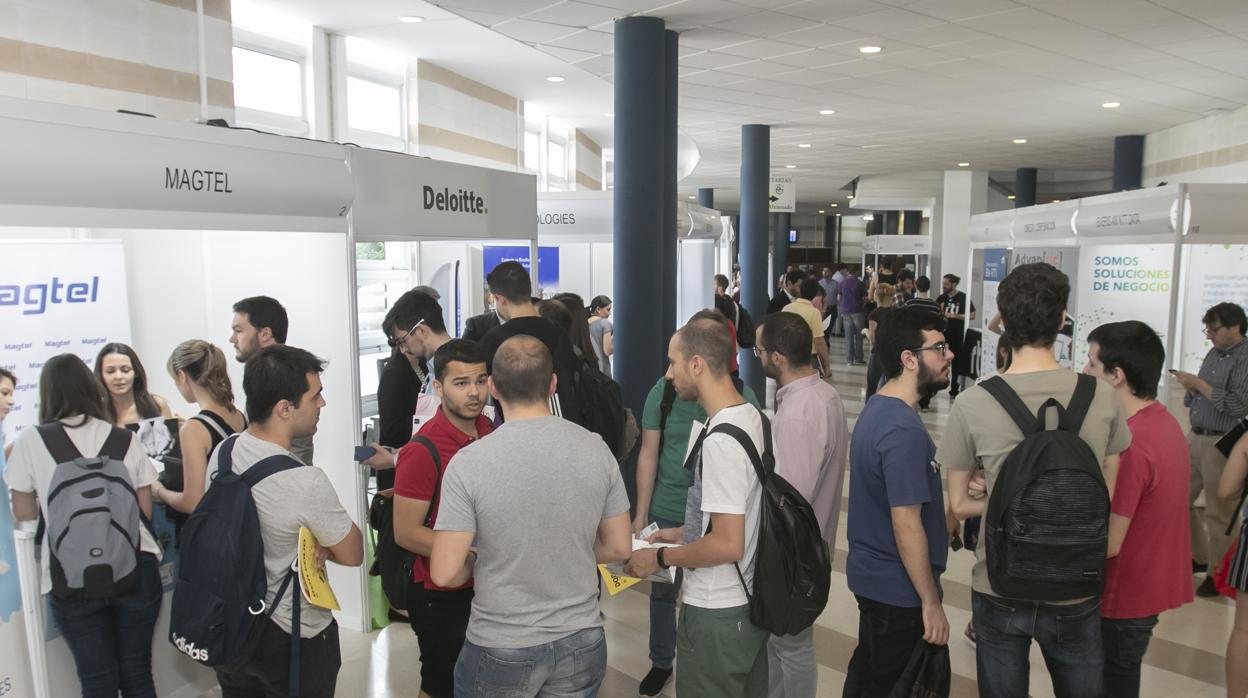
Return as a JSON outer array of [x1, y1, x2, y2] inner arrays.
[[768, 176, 795, 213]]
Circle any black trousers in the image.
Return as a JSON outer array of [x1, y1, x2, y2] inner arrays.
[[216, 620, 341, 698], [843, 595, 923, 698]]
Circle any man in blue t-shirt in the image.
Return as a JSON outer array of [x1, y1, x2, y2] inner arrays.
[[844, 306, 952, 697]]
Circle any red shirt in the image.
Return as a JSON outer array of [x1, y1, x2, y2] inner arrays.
[[727, 319, 740, 373], [1101, 402, 1194, 619], [393, 408, 493, 591]]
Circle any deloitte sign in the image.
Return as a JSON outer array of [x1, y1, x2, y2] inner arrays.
[[423, 186, 487, 214]]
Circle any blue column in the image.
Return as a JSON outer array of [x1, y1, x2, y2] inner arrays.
[[1113, 135, 1145, 192], [698, 187, 714, 209], [1015, 167, 1037, 207], [662, 29, 678, 343], [613, 16, 666, 416], [739, 124, 769, 399], [823, 215, 836, 248], [772, 212, 791, 282]]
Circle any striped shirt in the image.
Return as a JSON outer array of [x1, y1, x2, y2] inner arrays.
[[1186, 339, 1248, 432], [905, 297, 942, 314]]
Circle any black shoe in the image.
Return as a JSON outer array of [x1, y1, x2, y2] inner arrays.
[[639, 666, 673, 697], [1194, 560, 1209, 574], [1196, 576, 1219, 598]]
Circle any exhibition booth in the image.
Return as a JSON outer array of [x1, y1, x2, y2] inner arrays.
[[0, 96, 361, 697], [860, 234, 931, 280]]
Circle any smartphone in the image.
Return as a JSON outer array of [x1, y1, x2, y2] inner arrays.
[[353, 445, 377, 462]]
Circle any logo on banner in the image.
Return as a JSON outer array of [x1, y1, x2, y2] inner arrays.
[[0, 277, 100, 315], [424, 186, 487, 214]]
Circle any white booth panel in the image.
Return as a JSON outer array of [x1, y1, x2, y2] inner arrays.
[[678, 240, 717, 326], [969, 209, 1015, 244], [592, 243, 614, 304], [1073, 186, 1177, 239], [1177, 244, 1248, 372], [1012, 200, 1079, 243], [557, 243, 596, 299]]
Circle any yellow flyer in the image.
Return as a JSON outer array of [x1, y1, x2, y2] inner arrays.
[[298, 526, 340, 610], [597, 564, 643, 596]]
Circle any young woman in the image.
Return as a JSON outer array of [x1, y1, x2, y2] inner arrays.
[[587, 295, 614, 376], [0, 367, 14, 459], [865, 283, 897, 400], [94, 343, 176, 458], [552, 292, 598, 362], [6, 354, 162, 697], [152, 340, 246, 516]]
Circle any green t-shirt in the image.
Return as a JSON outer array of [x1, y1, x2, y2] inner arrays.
[[640, 376, 760, 523]]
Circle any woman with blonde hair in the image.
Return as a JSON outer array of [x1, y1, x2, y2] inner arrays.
[[153, 340, 246, 516]]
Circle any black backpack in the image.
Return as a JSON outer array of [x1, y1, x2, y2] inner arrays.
[[716, 295, 755, 349], [697, 409, 831, 636], [980, 374, 1109, 601], [571, 356, 636, 461], [369, 436, 440, 610], [169, 435, 306, 693]]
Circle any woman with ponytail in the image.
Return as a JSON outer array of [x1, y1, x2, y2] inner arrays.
[[154, 340, 246, 515]]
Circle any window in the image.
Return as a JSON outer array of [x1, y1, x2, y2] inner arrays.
[[524, 130, 540, 172], [546, 138, 567, 192], [232, 47, 304, 117], [347, 77, 403, 139]]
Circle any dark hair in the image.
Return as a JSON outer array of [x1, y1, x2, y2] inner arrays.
[[897, 269, 915, 283], [1087, 321, 1165, 399], [876, 306, 948, 380], [714, 274, 730, 292], [233, 296, 289, 344], [552, 293, 597, 360], [916, 276, 931, 293], [997, 263, 1069, 350], [432, 339, 488, 382], [943, 273, 962, 286], [798, 278, 821, 301], [677, 318, 734, 376], [589, 295, 612, 312], [882, 256, 897, 270], [1203, 302, 1248, 335], [491, 335, 553, 404], [487, 261, 532, 303], [382, 289, 447, 337], [784, 270, 805, 286], [40, 354, 109, 425], [0, 367, 14, 386], [243, 345, 326, 423], [760, 312, 812, 368], [538, 300, 573, 336], [94, 343, 161, 422]]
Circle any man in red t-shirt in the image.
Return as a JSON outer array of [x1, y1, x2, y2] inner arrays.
[[394, 339, 493, 698], [1084, 321, 1194, 698]]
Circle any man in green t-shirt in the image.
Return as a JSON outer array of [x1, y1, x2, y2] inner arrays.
[[631, 373, 759, 696]]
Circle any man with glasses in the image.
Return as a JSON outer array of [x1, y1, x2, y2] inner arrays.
[[844, 306, 952, 696], [1172, 302, 1248, 596]]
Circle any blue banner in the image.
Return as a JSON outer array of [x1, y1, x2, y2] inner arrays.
[[483, 245, 560, 290], [983, 247, 1009, 282]]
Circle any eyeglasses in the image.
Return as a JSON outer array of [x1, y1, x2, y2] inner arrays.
[[388, 319, 425, 348], [1204, 325, 1225, 337], [909, 342, 950, 357], [753, 346, 768, 357]]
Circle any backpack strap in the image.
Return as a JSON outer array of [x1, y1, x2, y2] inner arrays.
[[215, 434, 240, 478], [35, 423, 84, 463], [97, 426, 133, 461], [241, 454, 305, 487], [658, 380, 678, 456], [1059, 373, 1097, 435], [266, 566, 302, 697], [409, 435, 443, 528], [702, 408, 773, 602], [980, 376, 1038, 435]]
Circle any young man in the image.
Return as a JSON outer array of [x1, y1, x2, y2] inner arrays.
[[1084, 321, 1194, 697], [935, 274, 974, 398], [783, 278, 831, 378], [460, 310, 500, 343], [384, 289, 454, 398], [940, 262, 1130, 698], [837, 267, 869, 366], [393, 340, 492, 698], [230, 296, 314, 465], [210, 345, 364, 698], [768, 270, 805, 315], [756, 313, 849, 698], [477, 261, 580, 422], [895, 269, 916, 306], [632, 323, 762, 697], [1173, 302, 1248, 596], [905, 276, 941, 314], [429, 336, 631, 697], [626, 318, 768, 698], [844, 306, 951, 696]]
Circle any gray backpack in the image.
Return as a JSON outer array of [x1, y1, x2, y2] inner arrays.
[[37, 423, 143, 600]]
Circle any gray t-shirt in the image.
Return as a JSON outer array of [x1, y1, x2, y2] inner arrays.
[[206, 431, 353, 637], [588, 318, 612, 375], [290, 433, 314, 466], [435, 415, 630, 648]]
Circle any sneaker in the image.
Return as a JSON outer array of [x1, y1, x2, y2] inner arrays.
[[1196, 576, 1220, 598], [639, 667, 673, 697], [964, 621, 976, 644], [1194, 560, 1209, 574]]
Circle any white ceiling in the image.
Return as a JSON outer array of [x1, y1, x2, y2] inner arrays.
[[244, 0, 1248, 212]]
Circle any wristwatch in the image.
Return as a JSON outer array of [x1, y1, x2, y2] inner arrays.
[[656, 547, 669, 570]]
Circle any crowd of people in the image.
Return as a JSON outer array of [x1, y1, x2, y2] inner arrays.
[[1, 255, 1246, 698]]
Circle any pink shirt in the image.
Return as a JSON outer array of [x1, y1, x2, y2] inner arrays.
[[772, 373, 850, 550]]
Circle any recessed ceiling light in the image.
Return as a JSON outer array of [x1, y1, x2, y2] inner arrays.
[[785, 164, 797, 169], [1007, 195, 1016, 200], [687, 195, 695, 199], [399, 15, 424, 23], [546, 76, 565, 83], [798, 143, 812, 148], [859, 45, 882, 54], [830, 203, 839, 207], [1013, 138, 1028, 144], [1053, 199, 1061, 203], [1102, 101, 1121, 109], [818, 209, 825, 214], [958, 162, 970, 167], [818, 109, 836, 115]]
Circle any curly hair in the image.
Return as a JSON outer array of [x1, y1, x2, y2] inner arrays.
[[998, 263, 1069, 350]]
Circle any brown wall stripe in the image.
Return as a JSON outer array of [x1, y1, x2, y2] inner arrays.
[[576, 170, 602, 190], [575, 129, 602, 157], [1145, 143, 1248, 179], [0, 38, 234, 109], [416, 59, 517, 112], [416, 123, 517, 166]]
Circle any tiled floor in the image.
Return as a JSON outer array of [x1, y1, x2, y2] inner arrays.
[[209, 336, 1234, 697]]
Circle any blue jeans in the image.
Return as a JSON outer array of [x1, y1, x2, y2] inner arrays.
[[1102, 615, 1158, 698], [454, 627, 607, 698], [648, 515, 683, 669], [972, 592, 1104, 698], [841, 312, 866, 363], [49, 553, 163, 698]]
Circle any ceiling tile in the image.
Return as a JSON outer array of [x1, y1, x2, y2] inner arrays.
[[542, 28, 614, 51], [522, 1, 624, 27], [834, 7, 948, 33], [651, 0, 759, 28], [778, 0, 896, 23], [906, 0, 1024, 21], [714, 38, 811, 59], [710, 10, 820, 37], [681, 50, 754, 69], [537, 44, 600, 63], [679, 27, 758, 50], [1160, 35, 1248, 57], [491, 18, 581, 43]]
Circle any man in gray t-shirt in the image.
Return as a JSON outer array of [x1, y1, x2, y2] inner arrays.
[[432, 335, 631, 698]]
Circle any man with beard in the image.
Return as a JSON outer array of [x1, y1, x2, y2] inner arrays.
[[844, 306, 952, 696], [754, 313, 848, 697], [393, 340, 493, 698]]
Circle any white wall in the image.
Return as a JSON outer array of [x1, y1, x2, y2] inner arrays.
[[556, 242, 594, 300], [933, 170, 989, 283], [1144, 103, 1248, 186]]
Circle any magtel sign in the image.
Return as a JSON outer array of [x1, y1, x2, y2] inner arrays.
[[423, 186, 487, 214]]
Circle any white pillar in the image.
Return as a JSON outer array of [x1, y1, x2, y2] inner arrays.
[[931, 170, 989, 282]]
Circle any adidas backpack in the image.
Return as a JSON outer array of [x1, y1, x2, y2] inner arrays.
[[699, 409, 831, 636], [980, 373, 1110, 601], [37, 423, 142, 600], [169, 434, 303, 677]]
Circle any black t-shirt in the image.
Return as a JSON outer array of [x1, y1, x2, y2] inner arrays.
[[868, 306, 894, 326], [377, 353, 421, 449], [935, 291, 973, 339], [479, 315, 581, 422]]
